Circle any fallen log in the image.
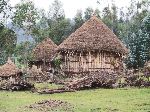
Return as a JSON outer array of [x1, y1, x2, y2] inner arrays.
[[38, 88, 75, 94]]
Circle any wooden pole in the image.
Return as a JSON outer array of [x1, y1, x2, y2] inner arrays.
[[89, 51, 91, 71], [64, 53, 66, 71], [79, 52, 82, 72]]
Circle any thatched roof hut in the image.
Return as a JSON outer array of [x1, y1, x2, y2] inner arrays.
[[33, 38, 57, 62], [30, 38, 57, 71], [58, 16, 128, 74], [0, 58, 21, 78], [59, 15, 128, 54]]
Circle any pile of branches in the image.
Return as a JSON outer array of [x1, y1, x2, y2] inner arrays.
[[66, 71, 122, 90], [144, 61, 150, 81], [123, 74, 150, 87], [0, 80, 34, 91], [25, 65, 49, 82], [52, 70, 71, 85], [116, 68, 150, 88], [25, 100, 74, 112]]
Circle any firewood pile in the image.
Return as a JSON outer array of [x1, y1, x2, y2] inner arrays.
[[0, 80, 34, 91], [36, 71, 121, 92], [144, 61, 150, 80], [66, 71, 122, 90], [124, 74, 150, 87], [25, 100, 74, 112], [117, 68, 150, 87], [25, 65, 49, 82]]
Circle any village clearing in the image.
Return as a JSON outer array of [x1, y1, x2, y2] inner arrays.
[[0, 83, 150, 112]]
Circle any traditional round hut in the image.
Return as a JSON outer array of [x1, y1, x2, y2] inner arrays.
[[0, 58, 22, 82], [58, 16, 128, 74], [30, 38, 57, 71]]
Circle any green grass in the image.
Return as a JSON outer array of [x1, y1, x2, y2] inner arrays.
[[0, 84, 150, 112]]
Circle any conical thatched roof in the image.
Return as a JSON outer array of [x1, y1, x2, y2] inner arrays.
[[59, 16, 128, 54], [0, 58, 21, 77], [33, 38, 57, 62]]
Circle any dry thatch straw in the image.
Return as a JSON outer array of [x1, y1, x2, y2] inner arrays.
[[32, 38, 57, 62], [0, 58, 21, 77], [58, 15, 128, 54]]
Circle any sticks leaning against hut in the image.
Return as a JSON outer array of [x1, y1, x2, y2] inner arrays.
[[26, 65, 48, 82]]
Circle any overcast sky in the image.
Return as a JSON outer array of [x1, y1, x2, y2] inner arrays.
[[10, 0, 133, 18]]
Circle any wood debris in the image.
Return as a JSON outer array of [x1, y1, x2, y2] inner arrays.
[[66, 71, 122, 90], [25, 100, 74, 112]]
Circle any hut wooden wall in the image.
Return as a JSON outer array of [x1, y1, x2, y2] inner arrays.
[[29, 61, 51, 72], [61, 51, 122, 73]]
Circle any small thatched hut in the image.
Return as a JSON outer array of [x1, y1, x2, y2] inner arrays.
[[0, 58, 22, 82], [58, 16, 128, 74], [29, 38, 57, 71]]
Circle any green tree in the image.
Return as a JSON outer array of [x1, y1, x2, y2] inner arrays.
[[12, 0, 39, 36], [12, 0, 39, 67], [47, 0, 72, 45], [141, 14, 150, 62], [73, 10, 84, 31], [29, 0, 72, 45], [94, 8, 101, 18], [102, 7, 113, 30], [31, 9, 49, 43], [84, 7, 94, 21], [14, 41, 35, 66], [127, 29, 150, 68], [0, 24, 17, 65], [0, 0, 11, 23], [101, 4, 119, 36], [122, 0, 150, 68]]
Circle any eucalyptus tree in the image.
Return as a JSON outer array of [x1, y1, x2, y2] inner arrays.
[[122, 0, 150, 68], [0, 24, 17, 65], [73, 10, 84, 31], [0, 0, 17, 65], [12, 0, 39, 67], [12, 0, 39, 36], [84, 7, 94, 21], [47, 0, 72, 45], [0, 0, 11, 23]]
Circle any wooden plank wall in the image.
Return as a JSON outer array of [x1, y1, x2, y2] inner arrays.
[[62, 51, 122, 73]]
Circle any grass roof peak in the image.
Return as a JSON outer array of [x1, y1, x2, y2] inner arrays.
[[32, 37, 58, 62], [59, 16, 128, 54]]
